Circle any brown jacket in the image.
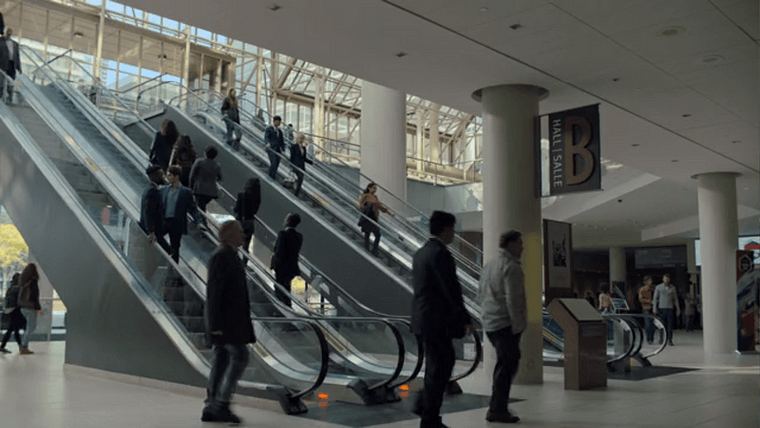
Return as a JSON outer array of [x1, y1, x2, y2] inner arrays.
[[358, 193, 389, 219], [638, 286, 654, 311]]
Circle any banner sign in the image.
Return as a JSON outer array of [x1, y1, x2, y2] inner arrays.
[[543, 104, 601, 196], [544, 219, 573, 291], [736, 251, 756, 352]]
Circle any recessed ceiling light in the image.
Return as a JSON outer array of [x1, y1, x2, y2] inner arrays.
[[479, 7, 489, 13], [671, 159, 679, 162], [631, 143, 640, 147], [657, 26, 685, 37], [634, 88, 642, 92], [682, 114, 692, 118], [509, 24, 523, 30], [395, 52, 408, 58], [267, 3, 282, 11], [732, 140, 742, 144], [701, 55, 724, 64]]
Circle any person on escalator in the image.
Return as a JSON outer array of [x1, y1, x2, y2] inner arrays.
[[480, 230, 526, 424], [221, 88, 242, 149], [18, 263, 42, 355], [149, 119, 179, 171], [159, 165, 202, 263], [0, 28, 21, 104], [169, 135, 196, 187], [357, 182, 393, 256], [234, 178, 261, 254], [411, 211, 474, 428], [189, 146, 223, 218], [202, 220, 255, 424], [270, 213, 303, 308], [139, 165, 171, 256], [289, 133, 313, 198], [264, 115, 285, 180]]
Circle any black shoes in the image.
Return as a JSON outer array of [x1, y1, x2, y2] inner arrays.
[[668, 341, 675, 346], [486, 409, 520, 423], [201, 407, 241, 424]]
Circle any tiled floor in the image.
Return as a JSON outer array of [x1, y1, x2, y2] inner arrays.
[[0, 330, 757, 427]]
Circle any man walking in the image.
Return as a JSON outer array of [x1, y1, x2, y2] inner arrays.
[[638, 276, 655, 344], [202, 220, 255, 424], [265, 115, 285, 180], [653, 273, 680, 346], [139, 165, 171, 255], [411, 211, 473, 428], [160, 165, 202, 262], [480, 230, 526, 424]]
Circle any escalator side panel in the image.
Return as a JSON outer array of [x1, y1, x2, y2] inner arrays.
[[0, 107, 211, 389], [129, 107, 414, 317]]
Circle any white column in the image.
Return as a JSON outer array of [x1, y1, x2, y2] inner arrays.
[[359, 81, 407, 205], [609, 247, 626, 285], [475, 84, 548, 384], [695, 172, 739, 360]]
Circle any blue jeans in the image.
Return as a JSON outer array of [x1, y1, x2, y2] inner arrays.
[[20, 308, 38, 348], [643, 309, 655, 342], [658, 308, 675, 343], [205, 344, 250, 410]]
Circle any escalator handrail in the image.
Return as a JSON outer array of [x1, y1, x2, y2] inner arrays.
[[18, 56, 331, 399], [601, 315, 642, 365], [606, 313, 669, 359], [450, 329, 482, 384]]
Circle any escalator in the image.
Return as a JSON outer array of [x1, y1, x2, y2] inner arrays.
[[12, 49, 430, 411], [0, 71, 330, 414]]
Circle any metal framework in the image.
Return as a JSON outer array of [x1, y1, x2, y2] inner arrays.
[[5, 0, 483, 184]]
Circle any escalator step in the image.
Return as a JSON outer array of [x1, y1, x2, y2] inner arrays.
[[179, 316, 206, 333]]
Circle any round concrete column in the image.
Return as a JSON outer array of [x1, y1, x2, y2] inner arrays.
[[474, 84, 548, 384], [609, 247, 627, 285], [695, 172, 739, 360], [359, 81, 407, 206]]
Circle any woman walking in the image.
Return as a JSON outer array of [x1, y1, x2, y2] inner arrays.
[[234, 178, 261, 254], [0, 273, 24, 353], [358, 182, 393, 256], [149, 119, 179, 171], [221, 88, 242, 149], [18, 263, 42, 355], [170, 135, 197, 187]]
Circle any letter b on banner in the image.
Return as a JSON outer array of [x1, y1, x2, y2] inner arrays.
[[546, 104, 601, 196], [564, 116, 594, 185]]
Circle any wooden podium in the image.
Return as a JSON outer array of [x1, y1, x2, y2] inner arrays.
[[547, 298, 607, 390]]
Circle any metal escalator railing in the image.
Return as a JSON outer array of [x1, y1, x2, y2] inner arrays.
[[18, 52, 333, 406]]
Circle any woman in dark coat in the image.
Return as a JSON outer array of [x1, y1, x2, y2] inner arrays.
[[234, 178, 261, 254], [170, 135, 197, 187], [18, 263, 41, 355], [0, 273, 24, 353], [149, 119, 179, 171]]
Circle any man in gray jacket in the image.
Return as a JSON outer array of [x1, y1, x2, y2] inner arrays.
[[479, 230, 526, 424]]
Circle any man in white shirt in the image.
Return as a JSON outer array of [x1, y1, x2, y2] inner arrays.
[[653, 273, 680, 346], [479, 230, 527, 424]]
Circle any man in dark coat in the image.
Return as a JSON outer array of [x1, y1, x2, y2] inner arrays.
[[139, 165, 171, 255], [411, 210, 473, 428], [289, 133, 313, 197], [159, 165, 202, 262], [264, 115, 285, 180], [202, 220, 255, 424], [0, 28, 21, 103], [271, 213, 303, 307]]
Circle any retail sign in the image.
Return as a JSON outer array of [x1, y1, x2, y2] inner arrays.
[[736, 251, 757, 352], [543, 219, 574, 306], [541, 104, 601, 196]]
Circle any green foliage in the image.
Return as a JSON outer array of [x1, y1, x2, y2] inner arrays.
[[0, 223, 28, 277]]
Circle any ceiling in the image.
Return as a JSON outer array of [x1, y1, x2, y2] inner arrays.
[[104, 0, 760, 246]]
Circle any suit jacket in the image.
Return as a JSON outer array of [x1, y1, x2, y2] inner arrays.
[[159, 184, 200, 234], [271, 228, 302, 275], [149, 132, 173, 170], [189, 158, 222, 198], [411, 238, 471, 338], [0, 38, 20, 76], [205, 245, 255, 345], [290, 144, 313, 170], [234, 190, 261, 221], [264, 125, 285, 152], [139, 183, 164, 235]]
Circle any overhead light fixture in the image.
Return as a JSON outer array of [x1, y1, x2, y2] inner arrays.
[[509, 24, 523, 30], [479, 7, 489, 13], [395, 52, 408, 58], [631, 143, 640, 147], [732, 140, 742, 144], [657, 26, 685, 37], [267, 3, 282, 11], [682, 114, 692, 118], [671, 159, 679, 163]]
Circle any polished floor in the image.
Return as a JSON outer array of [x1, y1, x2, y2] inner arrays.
[[0, 331, 757, 428]]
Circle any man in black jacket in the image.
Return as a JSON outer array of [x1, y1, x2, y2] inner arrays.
[[0, 28, 21, 103], [202, 220, 255, 424], [264, 115, 285, 180], [159, 165, 202, 262], [289, 133, 313, 197], [139, 165, 171, 255], [411, 210, 473, 428], [271, 213, 303, 307]]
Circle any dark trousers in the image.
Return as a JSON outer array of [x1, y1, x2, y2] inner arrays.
[[364, 229, 381, 256], [205, 343, 250, 411], [658, 308, 675, 343], [1, 309, 24, 348], [267, 148, 281, 180], [241, 220, 254, 254], [163, 218, 183, 263], [5, 64, 15, 103], [294, 170, 304, 197], [685, 314, 695, 332], [224, 119, 241, 150], [274, 269, 295, 307], [643, 308, 655, 342], [415, 332, 455, 428], [486, 327, 521, 414], [195, 195, 213, 212]]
